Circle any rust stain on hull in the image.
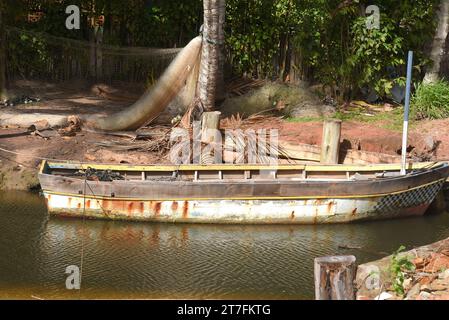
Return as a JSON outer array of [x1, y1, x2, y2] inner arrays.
[[43, 191, 439, 225], [152, 202, 161, 216], [127, 202, 134, 213], [182, 201, 189, 219]]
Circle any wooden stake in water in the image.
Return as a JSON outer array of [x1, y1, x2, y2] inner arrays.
[[401, 51, 413, 175]]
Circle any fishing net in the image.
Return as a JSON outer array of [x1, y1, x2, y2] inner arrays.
[[5, 26, 182, 83]]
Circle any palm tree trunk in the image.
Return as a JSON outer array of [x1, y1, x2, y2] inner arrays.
[[216, 0, 226, 102], [198, 0, 226, 110], [424, 0, 449, 84], [0, 0, 7, 101]]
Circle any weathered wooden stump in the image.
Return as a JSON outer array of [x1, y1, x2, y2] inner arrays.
[[201, 111, 221, 143], [201, 111, 221, 164], [320, 119, 342, 164], [314, 255, 356, 300]]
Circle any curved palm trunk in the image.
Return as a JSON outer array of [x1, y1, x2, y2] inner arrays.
[[424, 0, 449, 84], [198, 0, 226, 110], [85, 36, 202, 131]]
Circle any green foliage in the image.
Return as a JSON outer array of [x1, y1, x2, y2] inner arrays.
[[389, 245, 415, 296], [3, 0, 442, 96], [7, 32, 50, 78], [226, 0, 293, 77], [411, 80, 449, 120], [226, 0, 439, 101], [348, 15, 405, 97], [5, 0, 202, 82]]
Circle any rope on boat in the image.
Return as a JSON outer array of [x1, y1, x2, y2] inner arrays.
[[77, 166, 111, 298], [79, 175, 87, 300]]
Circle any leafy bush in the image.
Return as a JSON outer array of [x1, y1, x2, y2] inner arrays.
[[226, 0, 439, 101], [411, 80, 449, 119], [389, 245, 415, 296]]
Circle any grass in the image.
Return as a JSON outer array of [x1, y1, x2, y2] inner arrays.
[[287, 106, 406, 131], [411, 80, 449, 120]]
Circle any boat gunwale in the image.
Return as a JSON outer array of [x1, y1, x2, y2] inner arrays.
[[40, 178, 447, 201], [38, 163, 449, 201], [39, 160, 446, 174]]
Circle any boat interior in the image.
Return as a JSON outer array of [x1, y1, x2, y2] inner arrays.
[[39, 161, 445, 183]]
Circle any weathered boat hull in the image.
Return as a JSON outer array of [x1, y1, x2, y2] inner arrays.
[[43, 188, 440, 224], [38, 161, 449, 225]]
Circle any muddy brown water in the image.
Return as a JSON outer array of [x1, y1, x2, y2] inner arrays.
[[0, 191, 449, 299]]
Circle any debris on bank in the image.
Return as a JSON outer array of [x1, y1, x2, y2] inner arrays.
[[220, 82, 336, 118], [0, 95, 41, 107]]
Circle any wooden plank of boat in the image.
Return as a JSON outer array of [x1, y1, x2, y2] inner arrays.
[[38, 160, 449, 225]]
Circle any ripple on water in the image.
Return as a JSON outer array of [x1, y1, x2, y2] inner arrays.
[[0, 191, 449, 299]]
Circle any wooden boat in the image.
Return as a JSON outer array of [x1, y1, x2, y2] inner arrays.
[[38, 160, 449, 224]]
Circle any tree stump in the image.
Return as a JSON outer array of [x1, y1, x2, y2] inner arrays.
[[314, 255, 356, 300], [320, 119, 342, 164], [201, 111, 221, 164], [201, 111, 221, 143]]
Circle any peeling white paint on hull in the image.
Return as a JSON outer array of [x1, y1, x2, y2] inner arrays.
[[39, 161, 449, 224], [43, 193, 430, 224]]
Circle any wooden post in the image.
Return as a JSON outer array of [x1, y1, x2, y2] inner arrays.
[[314, 255, 356, 300], [320, 119, 342, 164], [201, 111, 221, 164], [201, 111, 221, 143]]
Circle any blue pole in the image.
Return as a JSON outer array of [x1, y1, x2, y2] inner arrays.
[[401, 51, 413, 175]]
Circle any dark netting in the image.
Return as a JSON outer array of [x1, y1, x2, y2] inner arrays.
[[5, 27, 182, 83]]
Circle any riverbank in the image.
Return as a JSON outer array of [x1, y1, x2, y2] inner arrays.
[[2, 116, 449, 191], [2, 80, 449, 191], [356, 237, 449, 300]]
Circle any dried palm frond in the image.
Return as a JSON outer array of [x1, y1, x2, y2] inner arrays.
[[93, 126, 172, 153], [223, 129, 292, 164]]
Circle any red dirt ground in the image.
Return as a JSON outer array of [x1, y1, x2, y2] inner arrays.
[[2, 80, 449, 190], [230, 117, 449, 160]]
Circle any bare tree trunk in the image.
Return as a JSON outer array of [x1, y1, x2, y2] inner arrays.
[[424, 0, 449, 84], [198, 0, 225, 110], [89, 27, 96, 79], [89, 24, 104, 81], [0, 0, 7, 101], [95, 25, 104, 80]]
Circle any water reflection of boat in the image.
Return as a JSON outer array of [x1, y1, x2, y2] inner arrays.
[[38, 160, 449, 224]]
